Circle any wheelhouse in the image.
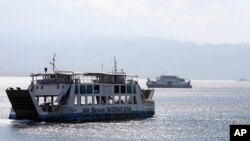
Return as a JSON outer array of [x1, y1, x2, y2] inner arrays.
[[82, 72, 138, 84], [30, 71, 84, 84]]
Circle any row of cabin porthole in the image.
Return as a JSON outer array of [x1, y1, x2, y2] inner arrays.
[[74, 95, 137, 105], [114, 85, 136, 94], [74, 85, 137, 95], [75, 85, 99, 94], [35, 85, 65, 90]]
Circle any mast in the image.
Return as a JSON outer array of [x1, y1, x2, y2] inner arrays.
[[113, 56, 117, 73], [50, 54, 57, 72]]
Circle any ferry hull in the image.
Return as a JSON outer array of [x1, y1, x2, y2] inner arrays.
[[9, 111, 155, 122]]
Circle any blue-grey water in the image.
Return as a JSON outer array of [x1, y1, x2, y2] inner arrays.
[[0, 77, 250, 141]]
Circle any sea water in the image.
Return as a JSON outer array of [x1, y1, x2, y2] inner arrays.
[[0, 77, 250, 141]]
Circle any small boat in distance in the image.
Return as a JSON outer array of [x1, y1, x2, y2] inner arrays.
[[237, 78, 249, 82], [5, 56, 155, 122], [147, 75, 192, 88]]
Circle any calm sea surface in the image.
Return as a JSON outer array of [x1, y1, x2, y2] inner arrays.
[[0, 77, 250, 141]]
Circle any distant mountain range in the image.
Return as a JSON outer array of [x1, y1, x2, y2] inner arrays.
[[0, 38, 250, 80]]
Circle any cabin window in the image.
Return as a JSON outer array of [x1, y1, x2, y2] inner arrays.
[[36, 85, 39, 89], [101, 96, 106, 105], [121, 85, 126, 94], [127, 96, 132, 104], [133, 85, 136, 94], [41, 85, 43, 89], [87, 85, 93, 94], [74, 96, 78, 106], [114, 85, 119, 94], [133, 96, 137, 104], [87, 96, 92, 105], [81, 96, 86, 105], [53, 96, 58, 105], [127, 85, 132, 94], [62, 85, 64, 89], [47, 97, 51, 103], [51, 75, 56, 79], [121, 96, 126, 104], [108, 96, 114, 104], [80, 85, 86, 94], [94, 85, 100, 94], [125, 96, 128, 104], [114, 96, 119, 104], [57, 85, 59, 89], [94, 96, 100, 105], [38, 97, 44, 105], [75, 85, 79, 94]]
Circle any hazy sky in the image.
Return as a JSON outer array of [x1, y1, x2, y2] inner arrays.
[[1, 0, 250, 44], [1, 0, 250, 79]]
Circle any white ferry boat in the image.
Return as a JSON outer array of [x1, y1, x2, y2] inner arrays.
[[6, 57, 155, 122], [147, 75, 192, 88]]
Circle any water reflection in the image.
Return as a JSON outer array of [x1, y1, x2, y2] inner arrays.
[[0, 78, 250, 140]]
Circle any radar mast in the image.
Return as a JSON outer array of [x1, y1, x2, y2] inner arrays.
[[50, 54, 57, 72], [113, 56, 117, 73]]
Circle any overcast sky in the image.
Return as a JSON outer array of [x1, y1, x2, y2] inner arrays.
[[1, 0, 250, 44], [1, 0, 250, 79]]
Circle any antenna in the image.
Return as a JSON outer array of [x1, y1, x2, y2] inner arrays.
[[50, 54, 57, 72], [113, 56, 117, 73], [101, 54, 104, 72]]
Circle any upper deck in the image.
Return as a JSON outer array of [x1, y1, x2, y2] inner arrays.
[[83, 72, 138, 84], [31, 71, 81, 84], [157, 75, 185, 82], [31, 71, 138, 85]]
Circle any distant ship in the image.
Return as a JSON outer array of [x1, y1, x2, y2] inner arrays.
[[238, 78, 249, 82], [147, 75, 192, 88], [6, 56, 155, 122]]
